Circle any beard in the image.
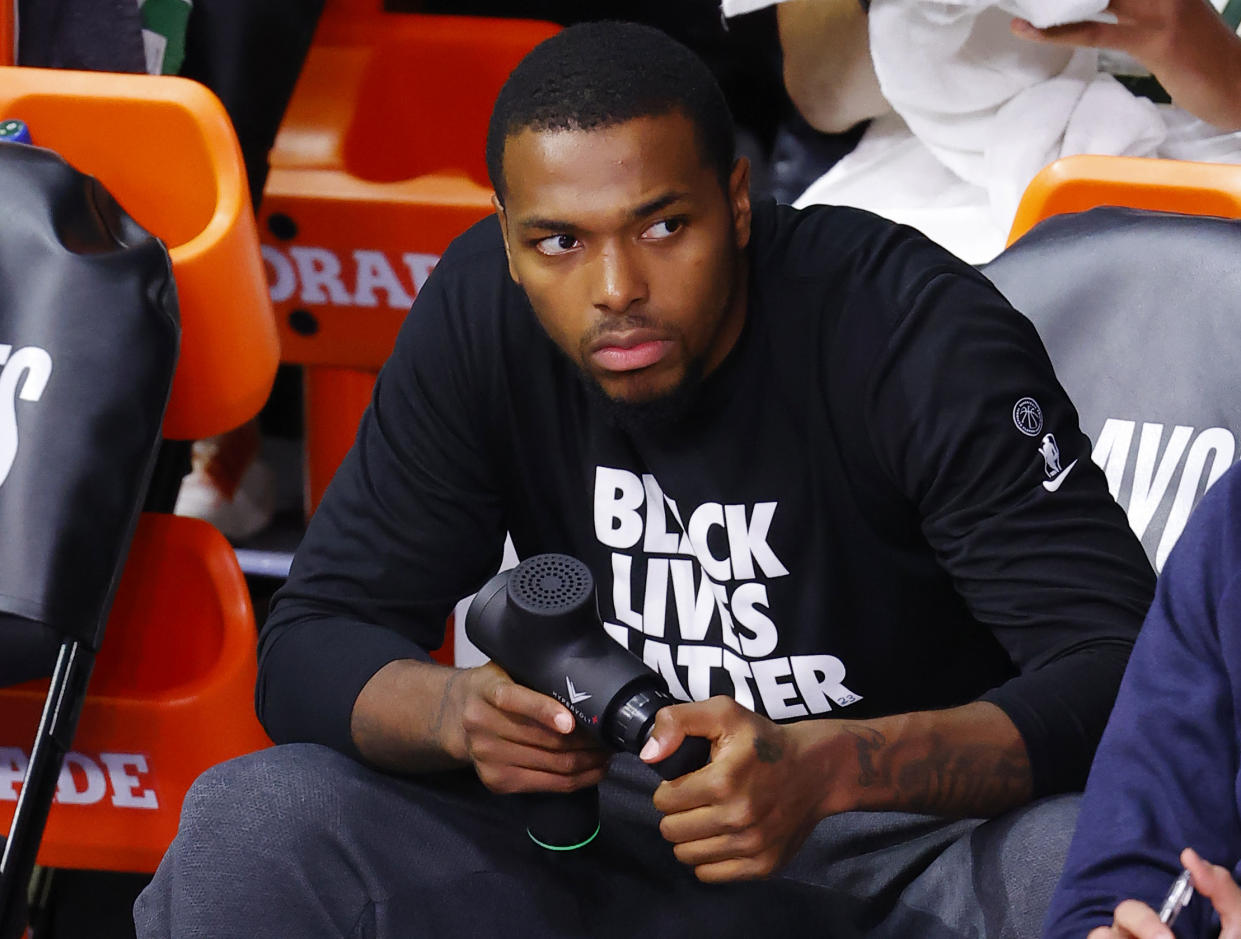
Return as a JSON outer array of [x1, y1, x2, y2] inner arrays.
[[576, 354, 708, 433]]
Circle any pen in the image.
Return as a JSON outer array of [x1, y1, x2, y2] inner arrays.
[[1158, 867, 1194, 927]]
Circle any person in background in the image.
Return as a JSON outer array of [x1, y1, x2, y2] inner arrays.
[[743, 0, 1241, 261], [1044, 461, 1241, 938]]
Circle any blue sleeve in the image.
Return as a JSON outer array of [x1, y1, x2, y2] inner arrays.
[[1043, 462, 1241, 938]]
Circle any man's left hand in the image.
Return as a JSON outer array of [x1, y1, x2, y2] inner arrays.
[[642, 696, 828, 883], [643, 696, 1032, 882]]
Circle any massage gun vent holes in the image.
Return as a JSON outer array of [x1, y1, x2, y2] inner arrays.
[[509, 554, 592, 613]]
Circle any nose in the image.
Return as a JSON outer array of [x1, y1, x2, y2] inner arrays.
[[592, 242, 647, 315]]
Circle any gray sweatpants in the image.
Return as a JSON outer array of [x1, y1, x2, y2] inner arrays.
[[134, 743, 1078, 938]]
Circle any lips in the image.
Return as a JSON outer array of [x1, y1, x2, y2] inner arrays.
[[587, 329, 675, 373]]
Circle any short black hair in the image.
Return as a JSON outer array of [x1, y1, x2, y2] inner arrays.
[[485, 20, 736, 203]]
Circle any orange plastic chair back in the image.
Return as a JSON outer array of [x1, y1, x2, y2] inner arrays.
[[261, 13, 558, 374], [1008, 154, 1241, 244], [260, 11, 557, 516], [260, 11, 557, 665], [0, 515, 270, 872], [0, 66, 280, 439]]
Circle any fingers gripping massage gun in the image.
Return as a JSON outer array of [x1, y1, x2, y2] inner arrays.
[[465, 553, 710, 850]]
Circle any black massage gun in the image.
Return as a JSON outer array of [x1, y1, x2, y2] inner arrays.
[[465, 553, 710, 850]]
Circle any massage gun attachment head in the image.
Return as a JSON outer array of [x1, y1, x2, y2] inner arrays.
[[505, 552, 595, 627], [464, 553, 611, 701]]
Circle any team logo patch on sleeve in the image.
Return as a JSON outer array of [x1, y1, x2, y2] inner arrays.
[[1012, 397, 1044, 436]]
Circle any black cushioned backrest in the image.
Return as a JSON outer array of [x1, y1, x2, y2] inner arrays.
[[981, 206, 1241, 571], [0, 144, 179, 661]]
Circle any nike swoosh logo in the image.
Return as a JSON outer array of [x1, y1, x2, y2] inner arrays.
[[566, 677, 591, 705], [1042, 459, 1078, 493]]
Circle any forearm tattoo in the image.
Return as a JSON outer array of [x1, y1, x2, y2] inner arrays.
[[845, 724, 1030, 816], [848, 726, 885, 787]]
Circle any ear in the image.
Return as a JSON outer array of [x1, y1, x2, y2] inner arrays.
[[729, 157, 752, 252], [492, 194, 521, 283]]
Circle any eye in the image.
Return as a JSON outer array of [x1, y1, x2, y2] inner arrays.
[[642, 218, 684, 241], [534, 233, 580, 256]]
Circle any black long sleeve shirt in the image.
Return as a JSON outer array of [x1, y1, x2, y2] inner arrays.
[[258, 200, 1156, 797]]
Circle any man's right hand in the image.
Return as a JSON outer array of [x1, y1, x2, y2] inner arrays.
[[351, 658, 610, 786], [447, 662, 611, 794]]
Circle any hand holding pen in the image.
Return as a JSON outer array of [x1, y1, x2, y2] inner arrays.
[[1088, 847, 1241, 938], [1156, 866, 1193, 929]]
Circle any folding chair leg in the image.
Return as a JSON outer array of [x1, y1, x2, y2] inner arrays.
[[0, 641, 95, 939]]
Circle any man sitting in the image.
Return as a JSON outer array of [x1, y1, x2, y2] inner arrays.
[[135, 20, 1155, 938]]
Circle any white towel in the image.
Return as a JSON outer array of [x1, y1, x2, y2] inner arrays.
[[720, 0, 781, 16], [720, 0, 1113, 24], [789, 0, 1241, 260], [868, 0, 1168, 244], [725, 0, 1241, 261]]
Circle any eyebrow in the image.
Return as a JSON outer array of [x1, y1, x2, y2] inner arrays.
[[516, 191, 690, 233]]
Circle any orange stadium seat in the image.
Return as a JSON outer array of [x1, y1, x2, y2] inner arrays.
[[1007, 153, 1241, 243], [258, 8, 559, 516], [1, 514, 264, 875], [258, 5, 559, 667], [0, 64, 278, 919]]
